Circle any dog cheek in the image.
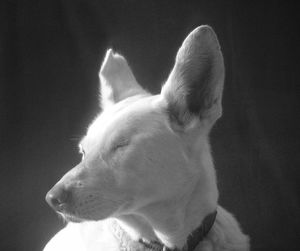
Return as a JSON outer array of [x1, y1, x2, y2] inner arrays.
[[73, 189, 129, 220]]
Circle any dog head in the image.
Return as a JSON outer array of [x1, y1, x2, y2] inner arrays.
[[46, 26, 224, 226]]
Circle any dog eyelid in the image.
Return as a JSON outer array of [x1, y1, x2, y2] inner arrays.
[[111, 139, 130, 152]]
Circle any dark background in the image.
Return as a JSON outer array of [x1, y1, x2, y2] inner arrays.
[[1, 1, 299, 250]]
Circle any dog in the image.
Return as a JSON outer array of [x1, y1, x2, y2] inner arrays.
[[44, 25, 250, 251]]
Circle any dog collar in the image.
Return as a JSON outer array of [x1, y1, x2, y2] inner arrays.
[[111, 210, 217, 251]]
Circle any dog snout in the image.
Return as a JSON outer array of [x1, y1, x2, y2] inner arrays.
[[46, 184, 70, 211]]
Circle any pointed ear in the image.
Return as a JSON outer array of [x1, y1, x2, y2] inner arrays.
[[161, 26, 225, 129], [99, 49, 146, 109]]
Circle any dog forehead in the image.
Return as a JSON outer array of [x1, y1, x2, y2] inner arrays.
[[82, 95, 165, 147]]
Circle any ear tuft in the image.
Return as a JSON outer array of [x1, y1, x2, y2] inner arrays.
[[161, 25, 225, 129], [99, 49, 146, 109]]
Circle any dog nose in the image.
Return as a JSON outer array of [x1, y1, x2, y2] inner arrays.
[[45, 184, 69, 211]]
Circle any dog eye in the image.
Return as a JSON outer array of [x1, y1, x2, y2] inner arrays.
[[111, 140, 130, 152]]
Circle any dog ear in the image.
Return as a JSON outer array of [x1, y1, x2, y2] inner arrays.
[[99, 49, 146, 109], [161, 25, 225, 129]]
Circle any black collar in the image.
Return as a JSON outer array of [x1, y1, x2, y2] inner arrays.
[[182, 210, 217, 251], [111, 210, 217, 251]]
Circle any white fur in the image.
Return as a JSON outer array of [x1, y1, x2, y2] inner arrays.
[[44, 26, 249, 251]]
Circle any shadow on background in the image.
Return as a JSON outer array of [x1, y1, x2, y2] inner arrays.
[[0, 1, 299, 250]]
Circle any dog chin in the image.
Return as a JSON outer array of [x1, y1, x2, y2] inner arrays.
[[57, 212, 86, 223]]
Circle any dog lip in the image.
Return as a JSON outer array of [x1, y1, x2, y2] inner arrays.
[[65, 215, 83, 223], [56, 205, 86, 223], [62, 212, 85, 223]]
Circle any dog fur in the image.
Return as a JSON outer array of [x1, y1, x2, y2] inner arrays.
[[44, 25, 250, 251]]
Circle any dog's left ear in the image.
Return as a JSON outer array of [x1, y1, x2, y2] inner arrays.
[[99, 49, 146, 109], [161, 25, 225, 129]]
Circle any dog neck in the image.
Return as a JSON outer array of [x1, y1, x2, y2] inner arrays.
[[115, 181, 218, 249], [113, 210, 217, 251], [113, 137, 219, 249], [115, 153, 218, 249]]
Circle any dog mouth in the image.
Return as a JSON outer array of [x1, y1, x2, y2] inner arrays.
[[54, 203, 86, 223], [57, 210, 85, 223]]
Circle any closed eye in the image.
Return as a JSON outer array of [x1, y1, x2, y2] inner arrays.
[[111, 140, 130, 153]]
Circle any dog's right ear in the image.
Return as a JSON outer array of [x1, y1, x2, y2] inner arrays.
[[161, 26, 225, 130], [99, 49, 146, 109]]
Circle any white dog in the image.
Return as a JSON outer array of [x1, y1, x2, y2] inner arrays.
[[44, 25, 250, 251]]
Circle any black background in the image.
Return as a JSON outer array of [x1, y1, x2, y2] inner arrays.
[[1, 1, 299, 250]]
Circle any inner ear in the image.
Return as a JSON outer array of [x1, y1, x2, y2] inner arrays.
[[99, 49, 147, 109], [161, 25, 225, 128]]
